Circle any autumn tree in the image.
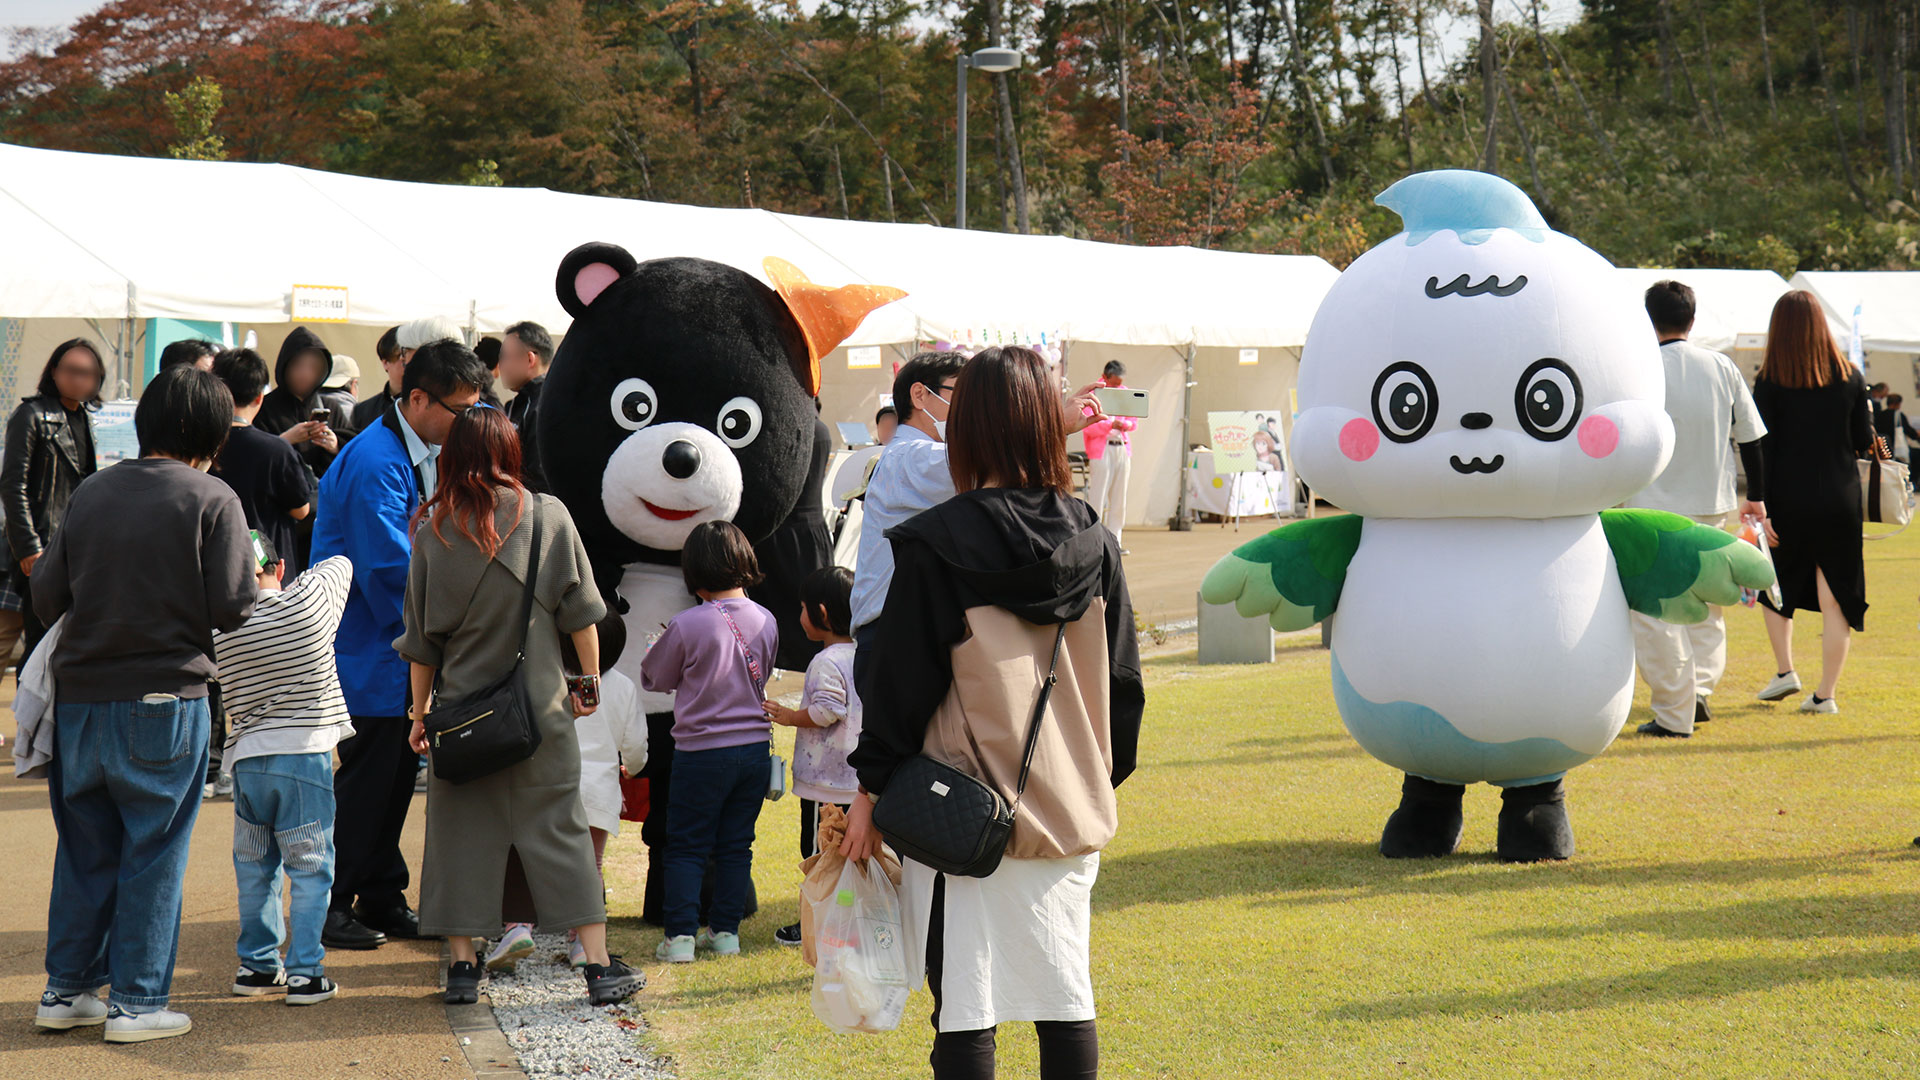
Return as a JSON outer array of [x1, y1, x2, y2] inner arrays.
[[0, 0, 370, 165], [1086, 73, 1291, 247]]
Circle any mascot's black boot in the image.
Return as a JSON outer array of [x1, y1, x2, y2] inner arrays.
[[1496, 779, 1575, 863], [1379, 775, 1466, 858]]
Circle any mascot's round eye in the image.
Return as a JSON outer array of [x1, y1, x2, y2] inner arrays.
[[609, 378, 657, 431], [716, 397, 763, 448], [1514, 359, 1583, 441], [1370, 362, 1437, 443]]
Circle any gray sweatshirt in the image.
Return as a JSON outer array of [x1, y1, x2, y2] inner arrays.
[[32, 456, 256, 702]]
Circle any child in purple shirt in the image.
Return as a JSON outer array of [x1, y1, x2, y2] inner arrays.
[[639, 521, 778, 963]]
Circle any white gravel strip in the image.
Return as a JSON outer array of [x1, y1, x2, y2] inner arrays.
[[484, 933, 675, 1080]]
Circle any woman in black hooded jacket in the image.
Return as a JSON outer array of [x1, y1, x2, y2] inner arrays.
[[847, 345, 1144, 1080], [255, 326, 353, 478]]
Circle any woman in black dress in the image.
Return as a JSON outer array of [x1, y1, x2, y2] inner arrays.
[[1750, 290, 1874, 714]]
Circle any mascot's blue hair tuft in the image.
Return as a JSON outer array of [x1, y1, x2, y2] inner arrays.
[[1376, 170, 1549, 247]]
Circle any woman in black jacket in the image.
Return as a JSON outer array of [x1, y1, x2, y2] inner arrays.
[[0, 338, 105, 660], [846, 345, 1144, 1080], [255, 326, 351, 477]]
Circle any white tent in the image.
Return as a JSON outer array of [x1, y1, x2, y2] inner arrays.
[[1788, 271, 1920, 394], [0, 141, 1341, 528], [1613, 268, 1792, 356]]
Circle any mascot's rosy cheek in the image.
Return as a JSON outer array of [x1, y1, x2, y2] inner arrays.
[[1578, 416, 1619, 459], [1341, 418, 1381, 462]]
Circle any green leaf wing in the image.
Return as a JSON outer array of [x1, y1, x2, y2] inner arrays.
[[1199, 514, 1363, 631], [1600, 509, 1776, 624]]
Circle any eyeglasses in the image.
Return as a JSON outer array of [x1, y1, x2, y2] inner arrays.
[[432, 396, 494, 417]]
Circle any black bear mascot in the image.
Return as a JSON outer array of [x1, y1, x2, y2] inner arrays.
[[536, 243, 902, 924]]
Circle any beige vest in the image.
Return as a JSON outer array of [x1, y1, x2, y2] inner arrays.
[[919, 601, 1116, 860]]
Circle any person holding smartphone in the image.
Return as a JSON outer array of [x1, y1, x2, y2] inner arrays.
[[1080, 360, 1137, 553], [256, 327, 352, 479]]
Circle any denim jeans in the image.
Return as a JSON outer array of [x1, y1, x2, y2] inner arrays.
[[664, 741, 769, 937], [45, 696, 210, 1013], [232, 752, 337, 978]]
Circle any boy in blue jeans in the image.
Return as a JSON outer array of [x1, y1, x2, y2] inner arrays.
[[214, 533, 354, 1004]]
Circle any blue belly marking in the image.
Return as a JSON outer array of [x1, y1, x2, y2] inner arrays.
[[1329, 654, 1592, 787]]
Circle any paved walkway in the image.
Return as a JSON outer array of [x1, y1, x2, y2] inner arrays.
[[0, 689, 469, 1080]]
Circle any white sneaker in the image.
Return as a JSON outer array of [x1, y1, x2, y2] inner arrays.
[[103, 1004, 192, 1043], [485, 924, 535, 973], [1798, 694, 1839, 714], [414, 763, 430, 793], [655, 935, 695, 963], [1757, 671, 1802, 701], [696, 928, 741, 956], [34, 989, 107, 1030]]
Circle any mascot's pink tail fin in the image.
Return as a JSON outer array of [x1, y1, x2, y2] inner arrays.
[[764, 257, 906, 395]]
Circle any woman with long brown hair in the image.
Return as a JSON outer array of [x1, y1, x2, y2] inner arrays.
[[396, 405, 640, 1005], [845, 345, 1146, 1079], [1749, 290, 1874, 713]]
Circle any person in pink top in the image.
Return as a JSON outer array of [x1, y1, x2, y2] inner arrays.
[[1081, 360, 1137, 552]]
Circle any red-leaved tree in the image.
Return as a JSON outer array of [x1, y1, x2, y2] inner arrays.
[[0, 0, 370, 166], [1085, 73, 1291, 249]]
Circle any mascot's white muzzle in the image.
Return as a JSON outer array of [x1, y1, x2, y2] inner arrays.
[[602, 422, 744, 551]]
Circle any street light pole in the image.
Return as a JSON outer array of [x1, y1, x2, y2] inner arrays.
[[956, 53, 969, 231], [952, 47, 1023, 231]]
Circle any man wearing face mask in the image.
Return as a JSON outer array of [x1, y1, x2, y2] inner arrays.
[[849, 352, 968, 669], [850, 353, 1107, 691]]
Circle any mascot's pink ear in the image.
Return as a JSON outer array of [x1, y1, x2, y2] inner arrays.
[[556, 242, 641, 319]]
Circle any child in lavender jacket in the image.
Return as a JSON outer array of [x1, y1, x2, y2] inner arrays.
[[639, 521, 777, 964], [763, 567, 860, 946]]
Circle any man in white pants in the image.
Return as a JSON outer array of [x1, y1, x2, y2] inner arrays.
[[1081, 361, 1135, 553], [1628, 281, 1769, 738]]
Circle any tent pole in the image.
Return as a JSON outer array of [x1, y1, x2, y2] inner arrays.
[[1172, 342, 1194, 531]]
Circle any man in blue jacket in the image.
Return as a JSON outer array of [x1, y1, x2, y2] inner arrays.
[[311, 339, 490, 950]]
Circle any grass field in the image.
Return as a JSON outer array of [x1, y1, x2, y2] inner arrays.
[[602, 528, 1920, 1079]]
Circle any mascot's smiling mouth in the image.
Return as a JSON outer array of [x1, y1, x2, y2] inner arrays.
[[640, 498, 702, 521], [1449, 455, 1505, 474]]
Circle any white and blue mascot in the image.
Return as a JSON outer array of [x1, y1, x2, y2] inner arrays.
[[1203, 171, 1774, 861]]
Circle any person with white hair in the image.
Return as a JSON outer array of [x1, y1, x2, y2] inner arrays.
[[349, 317, 468, 441]]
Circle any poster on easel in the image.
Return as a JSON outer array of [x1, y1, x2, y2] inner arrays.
[[1207, 410, 1287, 474]]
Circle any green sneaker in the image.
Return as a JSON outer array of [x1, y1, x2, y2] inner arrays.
[[695, 929, 741, 956], [655, 935, 695, 964]]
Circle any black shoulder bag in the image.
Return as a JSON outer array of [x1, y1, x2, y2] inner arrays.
[[423, 505, 546, 785], [871, 623, 1068, 878]]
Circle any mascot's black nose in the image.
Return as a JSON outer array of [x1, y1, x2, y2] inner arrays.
[[662, 440, 702, 480], [1461, 412, 1492, 430]]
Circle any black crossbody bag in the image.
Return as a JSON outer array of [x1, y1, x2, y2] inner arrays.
[[423, 505, 546, 785], [872, 623, 1068, 878]]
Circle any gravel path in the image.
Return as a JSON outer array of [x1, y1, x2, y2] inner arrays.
[[485, 934, 675, 1080]]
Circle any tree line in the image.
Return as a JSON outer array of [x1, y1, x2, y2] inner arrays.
[[2, 0, 1915, 271]]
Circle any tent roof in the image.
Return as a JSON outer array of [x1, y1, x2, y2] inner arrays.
[[1612, 268, 1792, 354], [1787, 271, 1920, 354], [0, 142, 1338, 349]]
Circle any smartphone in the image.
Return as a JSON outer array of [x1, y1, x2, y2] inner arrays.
[[1093, 386, 1149, 418], [309, 408, 329, 426]]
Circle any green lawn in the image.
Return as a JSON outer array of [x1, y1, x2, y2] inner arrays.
[[604, 529, 1920, 1079]]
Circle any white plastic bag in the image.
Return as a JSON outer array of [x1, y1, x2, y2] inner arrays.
[[1736, 514, 1783, 609], [810, 858, 910, 1034]]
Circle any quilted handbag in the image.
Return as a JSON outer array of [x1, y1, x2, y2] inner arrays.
[[872, 623, 1067, 878]]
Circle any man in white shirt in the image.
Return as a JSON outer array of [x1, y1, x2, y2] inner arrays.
[[1627, 280, 1769, 738], [850, 352, 968, 651], [850, 349, 1107, 700]]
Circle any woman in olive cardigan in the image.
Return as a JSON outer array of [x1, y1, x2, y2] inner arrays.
[[395, 406, 640, 1007]]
